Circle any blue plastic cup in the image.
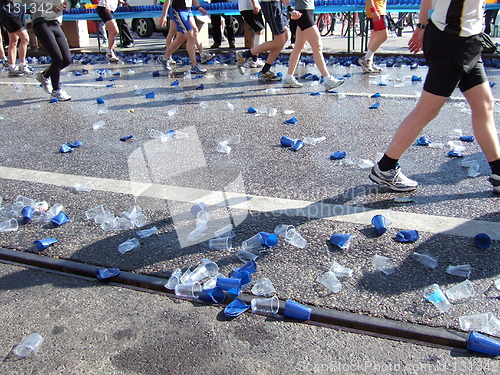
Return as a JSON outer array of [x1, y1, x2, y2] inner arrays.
[[216, 277, 242, 295], [283, 299, 312, 320], [51, 212, 69, 226], [199, 286, 225, 304], [233, 259, 257, 275], [460, 135, 475, 142], [329, 234, 353, 250], [259, 232, 278, 247], [96, 268, 120, 280], [467, 331, 500, 356], [231, 270, 251, 286], [395, 230, 419, 243], [280, 136, 296, 147], [34, 238, 58, 250], [21, 206, 34, 224], [371, 215, 387, 236], [190, 202, 206, 217], [474, 233, 491, 249], [224, 298, 250, 318], [291, 140, 304, 151]]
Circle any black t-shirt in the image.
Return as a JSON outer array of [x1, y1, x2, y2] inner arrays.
[[171, 0, 189, 11]]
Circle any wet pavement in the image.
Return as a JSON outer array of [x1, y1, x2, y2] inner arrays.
[[1, 36, 500, 372]]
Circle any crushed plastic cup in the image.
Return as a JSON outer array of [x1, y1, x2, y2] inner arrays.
[[13, 333, 44, 357], [460, 135, 475, 142], [330, 261, 353, 278], [285, 228, 307, 248], [423, 284, 452, 313], [51, 212, 69, 226], [251, 277, 276, 297], [474, 233, 491, 249], [21, 206, 34, 224], [195, 210, 210, 230], [100, 217, 117, 231], [209, 236, 232, 251], [136, 226, 158, 238], [96, 267, 120, 280], [34, 238, 58, 251], [280, 136, 297, 147], [214, 224, 235, 238], [358, 159, 375, 169], [459, 312, 495, 332], [417, 136, 431, 146], [283, 299, 312, 320], [446, 264, 472, 278], [330, 151, 346, 160], [165, 268, 182, 289], [445, 279, 476, 302], [268, 108, 277, 117], [216, 277, 243, 295], [467, 331, 500, 356], [371, 214, 387, 236], [303, 136, 326, 145], [412, 252, 438, 269], [251, 296, 279, 314], [259, 232, 278, 247], [242, 233, 265, 251], [199, 287, 225, 304], [74, 182, 93, 192], [118, 238, 140, 254], [189, 261, 219, 282], [217, 140, 231, 154], [231, 270, 252, 287], [372, 255, 396, 275], [92, 120, 105, 130], [224, 298, 250, 318], [190, 202, 207, 217], [86, 205, 105, 220], [329, 234, 354, 250], [395, 230, 419, 243], [317, 271, 342, 293], [235, 249, 259, 262], [175, 282, 202, 298]]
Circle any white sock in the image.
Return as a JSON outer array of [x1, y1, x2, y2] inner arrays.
[[286, 74, 294, 79], [254, 33, 263, 48], [364, 50, 375, 61], [323, 75, 331, 82], [10, 64, 16, 70], [20, 62, 26, 67]]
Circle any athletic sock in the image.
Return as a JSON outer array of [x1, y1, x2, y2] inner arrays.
[[364, 50, 375, 61], [260, 63, 272, 74], [489, 158, 500, 175], [378, 154, 399, 172], [242, 50, 253, 59], [254, 33, 263, 48]]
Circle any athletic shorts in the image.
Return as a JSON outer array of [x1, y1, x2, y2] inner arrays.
[[368, 15, 388, 31], [0, 3, 26, 33], [261, 1, 287, 36], [171, 8, 192, 34], [295, 9, 315, 31], [240, 9, 265, 32], [423, 21, 486, 97], [97, 6, 114, 23]]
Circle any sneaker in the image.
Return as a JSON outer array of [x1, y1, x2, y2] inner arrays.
[[489, 174, 500, 194], [324, 77, 344, 92], [358, 57, 375, 73], [235, 51, 246, 74], [158, 55, 172, 71], [370, 62, 382, 73], [258, 70, 282, 82], [210, 43, 220, 49], [228, 42, 236, 49], [200, 52, 214, 64], [2, 60, 9, 68], [283, 75, 303, 88], [35, 71, 52, 94], [51, 88, 71, 101], [167, 57, 175, 64], [8, 67, 21, 76], [247, 58, 264, 68], [191, 64, 207, 74], [106, 51, 119, 63], [19, 64, 33, 75], [369, 163, 418, 192]]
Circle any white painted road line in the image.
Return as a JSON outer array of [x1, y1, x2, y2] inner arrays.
[[0, 165, 498, 240]]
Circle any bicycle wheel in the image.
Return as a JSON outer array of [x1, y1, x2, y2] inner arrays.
[[318, 13, 334, 37]]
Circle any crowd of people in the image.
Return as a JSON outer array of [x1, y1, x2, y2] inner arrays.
[[0, 0, 499, 193]]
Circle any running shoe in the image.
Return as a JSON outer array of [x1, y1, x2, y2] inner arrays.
[[106, 51, 119, 63], [489, 174, 500, 194], [369, 163, 418, 192], [2, 60, 9, 68], [235, 51, 246, 74], [35, 71, 52, 94], [51, 89, 71, 101], [324, 77, 344, 92], [191, 64, 207, 74], [247, 58, 265, 68], [200, 52, 215, 64], [283, 75, 303, 88], [8, 67, 21, 77], [358, 57, 375, 74], [258, 70, 282, 82], [158, 55, 172, 71], [18, 64, 33, 75]]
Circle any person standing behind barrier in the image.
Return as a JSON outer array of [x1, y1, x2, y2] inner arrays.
[[238, 0, 265, 67], [31, 0, 72, 101], [235, 0, 293, 81], [0, 20, 9, 67], [368, 0, 500, 194], [157, 0, 208, 74], [211, 0, 235, 48], [282, 0, 344, 91], [358, 0, 387, 73], [96, 0, 120, 62], [0, 0, 32, 76]]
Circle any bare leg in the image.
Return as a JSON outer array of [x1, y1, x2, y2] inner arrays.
[[251, 30, 288, 64], [367, 29, 388, 54], [385, 90, 448, 159], [105, 19, 119, 52], [301, 25, 329, 77], [462, 82, 500, 162], [286, 27, 306, 75], [0, 32, 6, 61], [164, 32, 187, 59], [15, 29, 29, 64], [7, 32, 19, 65]]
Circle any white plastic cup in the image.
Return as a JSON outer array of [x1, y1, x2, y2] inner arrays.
[[274, 224, 294, 238], [175, 282, 202, 298], [446, 264, 472, 278], [0, 218, 18, 232], [242, 234, 265, 251], [251, 296, 279, 314], [285, 228, 307, 248], [423, 284, 451, 313], [189, 262, 219, 282], [316, 271, 342, 293], [251, 277, 276, 297], [372, 255, 395, 275], [235, 249, 259, 263], [445, 279, 476, 302], [208, 236, 232, 251], [13, 333, 44, 357], [165, 268, 182, 289]]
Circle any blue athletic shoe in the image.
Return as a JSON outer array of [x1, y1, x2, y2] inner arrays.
[[158, 55, 172, 71]]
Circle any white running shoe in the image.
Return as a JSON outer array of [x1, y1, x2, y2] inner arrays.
[[248, 58, 264, 68], [324, 76, 344, 92], [51, 89, 71, 101], [35, 72, 52, 94], [283, 75, 303, 88]]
